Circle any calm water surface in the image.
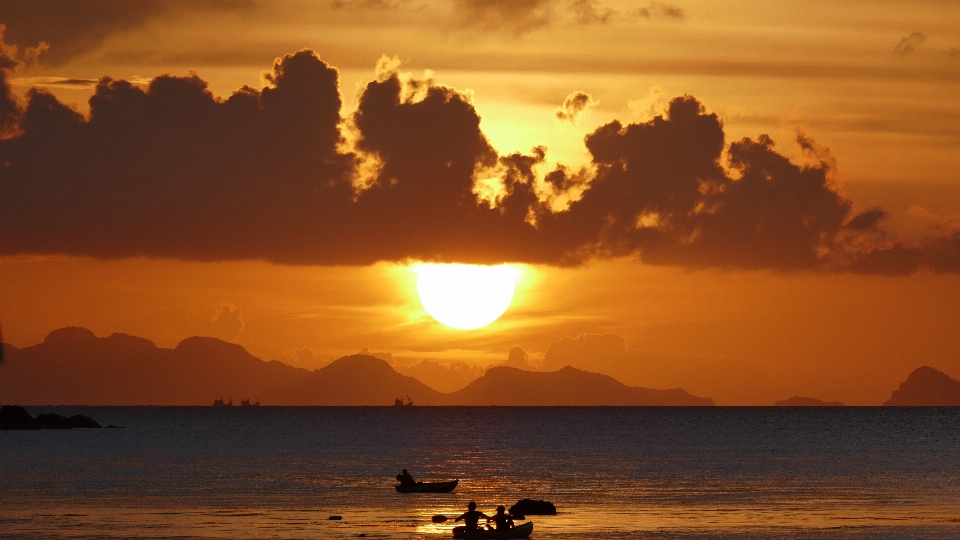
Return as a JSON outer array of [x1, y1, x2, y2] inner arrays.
[[2, 407, 960, 539]]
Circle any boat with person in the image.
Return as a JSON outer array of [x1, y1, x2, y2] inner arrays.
[[452, 522, 533, 539], [395, 478, 459, 493]]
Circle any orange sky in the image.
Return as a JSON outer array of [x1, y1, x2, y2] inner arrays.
[[1, 0, 960, 404]]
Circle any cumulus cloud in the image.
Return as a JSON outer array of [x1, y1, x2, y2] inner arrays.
[[894, 31, 927, 55], [554, 91, 598, 126], [503, 345, 534, 370], [2, 36, 959, 274], [393, 358, 484, 392], [543, 333, 627, 372], [125, 305, 245, 346]]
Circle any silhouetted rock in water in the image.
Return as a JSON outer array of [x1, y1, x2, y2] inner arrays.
[[442, 365, 714, 406], [774, 396, 844, 406], [0, 405, 102, 429], [34, 412, 103, 429], [884, 366, 960, 406], [509, 499, 556, 515], [0, 405, 37, 429]]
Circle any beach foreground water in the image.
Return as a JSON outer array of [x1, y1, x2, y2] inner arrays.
[[2, 407, 959, 539]]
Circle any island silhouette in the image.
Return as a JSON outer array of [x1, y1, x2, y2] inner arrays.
[[883, 366, 960, 406], [774, 396, 844, 406], [5, 328, 958, 406], [0, 327, 713, 406]]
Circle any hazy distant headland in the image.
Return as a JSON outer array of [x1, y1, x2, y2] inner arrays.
[[774, 396, 844, 406], [4, 328, 959, 406], [0, 328, 713, 406]]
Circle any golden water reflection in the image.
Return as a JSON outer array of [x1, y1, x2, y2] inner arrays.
[[3, 499, 959, 539]]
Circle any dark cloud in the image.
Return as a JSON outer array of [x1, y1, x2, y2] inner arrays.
[[452, 0, 619, 33], [452, 0, 553, 36], [570, 0, 613, 25], [0, 33, 20, 135], [528, 99, 852, 270], [15, 77, 100, 88], [636, 2, 686, 21], [331, 0, 417, 8], [894, 31, 926, 55], [2, 41, 959, 274], [844, 207, 887, 232], [554, 90, 598, 126], [0, 0, 255, 66]]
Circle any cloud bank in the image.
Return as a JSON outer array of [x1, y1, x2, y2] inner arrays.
[[0, 1, 257, 66], [1, 41, 958, 274]]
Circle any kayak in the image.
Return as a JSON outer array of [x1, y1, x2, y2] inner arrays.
[[395, 479, 459, 493], [453, 522, 533, 539]]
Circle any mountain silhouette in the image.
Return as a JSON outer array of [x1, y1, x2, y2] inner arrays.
[[0, 328, 712, 406], [773, 396, 843, 406], [442, 365, 714, 406], [883, 366, 960, 406], [307, 355, 443, 405]]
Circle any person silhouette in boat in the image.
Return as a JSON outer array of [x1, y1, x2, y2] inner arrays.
[[396, 469, 415, 487], [489, 505, 515, 531], [455, 501, 489, 532]]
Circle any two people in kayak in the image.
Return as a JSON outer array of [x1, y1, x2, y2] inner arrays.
[[396, 469, 416, 487], [456, 502, 517, 532]]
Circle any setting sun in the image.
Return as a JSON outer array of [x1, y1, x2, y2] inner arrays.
[[416, 264, 518, 330]]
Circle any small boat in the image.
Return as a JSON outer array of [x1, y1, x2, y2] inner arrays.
[[395, 478, 458, 493], [240, 398, 261, 407], [213, 397, 234, 407], [394, 395, 414, 406], [453, 522, 533, 539]]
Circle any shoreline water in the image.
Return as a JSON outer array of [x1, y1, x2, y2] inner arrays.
[[2, 407, 959, 538]]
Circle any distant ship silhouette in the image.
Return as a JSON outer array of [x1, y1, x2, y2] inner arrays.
[[240, 398, 260, 407], [213, 397, 233, 407], [394, 395, 413, 406]]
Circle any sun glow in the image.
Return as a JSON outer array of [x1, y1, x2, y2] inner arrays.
[[416, 264, 519, 330]]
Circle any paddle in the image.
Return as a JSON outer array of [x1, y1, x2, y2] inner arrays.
[[432, 513, 525, 524]]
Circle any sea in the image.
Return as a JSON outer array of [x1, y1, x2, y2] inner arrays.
[[2, 407, 959, 539]]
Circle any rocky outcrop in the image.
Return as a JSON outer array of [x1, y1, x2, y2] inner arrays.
[[884, 366, 960, 406], [0, 405, 102, 429], [509, 499, 557, 515], [774, 396, 843, 406]]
